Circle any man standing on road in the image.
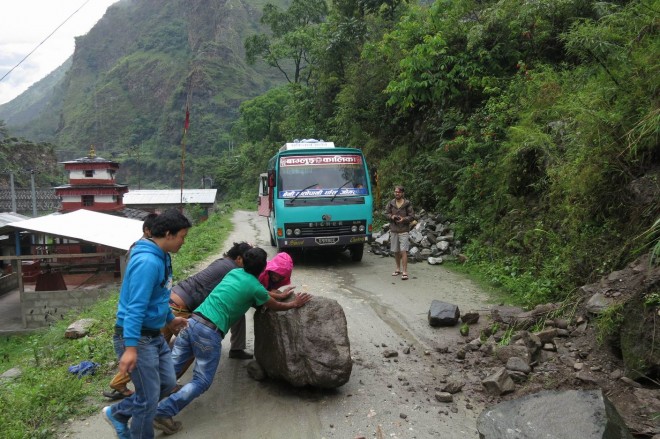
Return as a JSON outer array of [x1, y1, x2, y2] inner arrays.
[[385, 185, 414, 280], [152, 247, 312, 435], [102, 209, 191, 439]]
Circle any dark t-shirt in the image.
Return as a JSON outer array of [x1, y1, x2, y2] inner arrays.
[[385, 198, 414, 233], [171, 258, 237, 310]]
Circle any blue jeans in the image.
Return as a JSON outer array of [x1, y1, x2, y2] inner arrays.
[[156, 319, 222, 418], [110, 333, 177, 439]]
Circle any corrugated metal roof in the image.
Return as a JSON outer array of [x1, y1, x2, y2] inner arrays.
[[60, 156, 117, 165], [0, 212, 31, 226], [7, 209, 143, 251], [123, 189, 217, 205]]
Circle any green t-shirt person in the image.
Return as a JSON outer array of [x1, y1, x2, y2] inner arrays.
[[194, 268, 271, 334]]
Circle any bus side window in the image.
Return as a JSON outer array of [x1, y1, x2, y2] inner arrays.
[[259, 174, 269, 196]]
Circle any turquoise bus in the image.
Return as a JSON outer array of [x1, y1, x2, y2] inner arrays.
[[258, 140, 373, 261]]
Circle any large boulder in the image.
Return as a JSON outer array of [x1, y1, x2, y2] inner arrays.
[[253, 296, 352, 388], [477, 389, 633, 439]]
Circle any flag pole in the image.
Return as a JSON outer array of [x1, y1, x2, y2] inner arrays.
[[181, 104, 190, 210]]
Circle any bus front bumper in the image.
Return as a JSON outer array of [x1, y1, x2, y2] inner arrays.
[[277, 235, 370, 249]]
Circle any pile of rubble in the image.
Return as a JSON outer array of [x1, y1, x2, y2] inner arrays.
[[410, 280, 659, 437], [369, 210, 465, 264]]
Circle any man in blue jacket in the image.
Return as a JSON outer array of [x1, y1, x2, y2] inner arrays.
[[102, 208, 191, 439]]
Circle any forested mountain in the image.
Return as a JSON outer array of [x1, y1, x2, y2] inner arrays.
[[0, 0, 658, 303], [0, 59, 71, 137], [0, 0, 288, 187]]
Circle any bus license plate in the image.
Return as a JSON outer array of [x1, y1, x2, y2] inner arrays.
[[315, 237, 339, 245]]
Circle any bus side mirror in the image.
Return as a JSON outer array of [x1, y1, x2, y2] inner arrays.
[[268, 170, 276, 188]]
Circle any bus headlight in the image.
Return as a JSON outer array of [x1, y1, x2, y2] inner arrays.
[[359, 225, 365, 232], [294, 228, 301, 236], [351, 225, 358, 233], [286, 228, 293, 236]]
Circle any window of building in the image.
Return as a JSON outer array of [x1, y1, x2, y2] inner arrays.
[[84, 170, 94, 177], [82, 195, 94, 206], [80, 244, 96, 254]]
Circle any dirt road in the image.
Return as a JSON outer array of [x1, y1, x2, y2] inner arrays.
[[62, 210, 493, 439]]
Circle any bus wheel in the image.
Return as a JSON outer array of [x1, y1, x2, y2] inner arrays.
[[350, 243, 364, 262], [267, 218, 276, 247]]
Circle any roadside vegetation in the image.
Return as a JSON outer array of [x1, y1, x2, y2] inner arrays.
[[0, 209, 234, 439], [221, 0, 659, 309]]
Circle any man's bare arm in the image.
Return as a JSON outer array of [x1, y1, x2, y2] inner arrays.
[[269, 286, 295, 301], [264, 292, 312, 311]]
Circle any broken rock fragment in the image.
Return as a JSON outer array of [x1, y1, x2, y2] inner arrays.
[[428, 300, 460, 327]]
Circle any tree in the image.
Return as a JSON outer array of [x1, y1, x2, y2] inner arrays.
[[244, 0, 328, 84], [234, 86, 293, 143], [359, 0, 406, 21]]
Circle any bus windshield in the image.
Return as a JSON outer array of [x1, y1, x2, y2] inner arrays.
[[278, 154, 368, 198]]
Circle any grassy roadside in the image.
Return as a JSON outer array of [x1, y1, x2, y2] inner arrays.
[[445, 260, 526, 308], [0, 206, 240, 439]]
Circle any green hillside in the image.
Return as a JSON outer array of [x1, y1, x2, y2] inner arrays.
[[0, 0, 288, 187]]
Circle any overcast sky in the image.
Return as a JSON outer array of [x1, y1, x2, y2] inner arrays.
[[0, 0, 121, 105]]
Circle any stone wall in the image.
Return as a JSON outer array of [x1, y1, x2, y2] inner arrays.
[[22, 288, 116, 329]]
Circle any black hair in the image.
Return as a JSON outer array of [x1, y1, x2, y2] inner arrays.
[[142, 213, 158, 233], [224, 241, 253, 260], [242, 247, 267, 277], [149, 209, 192, 238]]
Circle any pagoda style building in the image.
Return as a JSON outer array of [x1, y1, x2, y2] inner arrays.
[[54, 146, 128, 213]]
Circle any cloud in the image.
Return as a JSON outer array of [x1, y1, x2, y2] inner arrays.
[[0, 0, 121, 105]]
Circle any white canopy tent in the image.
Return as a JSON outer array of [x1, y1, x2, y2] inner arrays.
[[7, 209, 143, 251], [1, 210, 145, 329]]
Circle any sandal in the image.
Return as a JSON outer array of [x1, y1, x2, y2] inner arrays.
[[392, 271, 401, 276], [102, 388, 133, 400], [401, 273, 409, 280]]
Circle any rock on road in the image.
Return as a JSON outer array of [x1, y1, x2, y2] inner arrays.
[[61, 210, 493, 439]]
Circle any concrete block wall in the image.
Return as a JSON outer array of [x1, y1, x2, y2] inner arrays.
[[22, 288, 116, 329], [0, 273, 18, 296]]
